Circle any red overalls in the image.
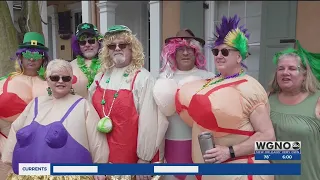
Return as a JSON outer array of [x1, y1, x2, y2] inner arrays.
[[175, 79, 254, 180], [92, 70, 159, 163]]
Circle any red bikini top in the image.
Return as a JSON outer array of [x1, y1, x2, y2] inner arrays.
[[0, 77, 27, 118], [175, 79, 255, 136]]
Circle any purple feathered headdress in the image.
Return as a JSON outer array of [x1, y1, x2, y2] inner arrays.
[[208, 14, 250, 63], [208, 14, 250, 48]]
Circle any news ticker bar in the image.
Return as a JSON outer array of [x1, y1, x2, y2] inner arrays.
[[19, 163, 301, 176], [254, 149, 301, 160], [254, 153, 301, 160]]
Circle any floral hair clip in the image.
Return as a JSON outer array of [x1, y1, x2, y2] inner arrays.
[[22, 50, 44, 60]]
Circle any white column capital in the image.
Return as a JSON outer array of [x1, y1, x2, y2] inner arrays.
[[48, 4, 58, 14], [149, 1, 160, 5], [97, 1, 117, 35], [96, 1, 118, 13]]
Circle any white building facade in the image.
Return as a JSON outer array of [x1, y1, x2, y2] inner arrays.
[[8, 1, 319, 89]]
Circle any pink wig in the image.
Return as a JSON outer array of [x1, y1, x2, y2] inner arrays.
[[160, 38, 207, 75]]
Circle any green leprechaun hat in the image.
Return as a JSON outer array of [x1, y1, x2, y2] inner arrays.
[[105, 25, 132, 36], [18, 32, 48, 51]]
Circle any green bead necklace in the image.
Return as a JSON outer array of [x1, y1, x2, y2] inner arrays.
[[100, 73, 129, 105], [76, 55, 101, 88], [97, 71, 129, 133]]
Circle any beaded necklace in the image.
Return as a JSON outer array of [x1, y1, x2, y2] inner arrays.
[[97, 68, 130, 133], [197, 69, 245, 93], [76, 55, 101, 88]]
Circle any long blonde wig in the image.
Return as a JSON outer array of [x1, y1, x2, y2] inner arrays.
[[99, 31, 145, 75], [269, 53, 320, 94], [10, 57, 25, 78]]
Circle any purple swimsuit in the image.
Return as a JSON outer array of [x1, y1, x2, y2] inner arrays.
[[12, 97, 93, 174]]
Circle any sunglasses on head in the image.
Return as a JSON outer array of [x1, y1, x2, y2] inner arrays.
[[107, 43, 129, 50], [78, 39, 96, 46], [49, 76, 72, 82], [212, 48, 238, 57]]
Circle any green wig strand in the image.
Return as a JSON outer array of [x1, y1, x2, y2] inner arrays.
[[273, 40, 320, 81]]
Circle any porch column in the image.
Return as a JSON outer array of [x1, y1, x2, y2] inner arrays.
[[82, 1, 92, 23], [149, 1, 162, 78], [204, 1, 215, 73], [6, 1, 14, 21], [96, 1, 117, 35], [52, 12, 58, 59], [48, 5, 58, 59], [39, 1, 48, 47]]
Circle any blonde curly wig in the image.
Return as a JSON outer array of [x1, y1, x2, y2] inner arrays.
[[99, 31, 145, 75]]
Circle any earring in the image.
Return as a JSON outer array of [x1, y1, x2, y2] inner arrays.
[[70, 87, 75, 95], [47, 87, 52, 96]]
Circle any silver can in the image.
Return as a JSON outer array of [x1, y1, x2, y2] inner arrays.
[[198, 131, 215, 156]]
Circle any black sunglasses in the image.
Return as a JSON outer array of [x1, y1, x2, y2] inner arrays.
[[78, 39, 96, 46], [212, 48, 238, 57], [107, 43, 129, 50], [49, 76, 72, 82]]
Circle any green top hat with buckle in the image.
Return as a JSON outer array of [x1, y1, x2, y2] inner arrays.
[[19, 32, 48, 51], [105, 25, 132, 36]]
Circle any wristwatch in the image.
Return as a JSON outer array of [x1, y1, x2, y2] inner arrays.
[[229, 146, 236, 158]]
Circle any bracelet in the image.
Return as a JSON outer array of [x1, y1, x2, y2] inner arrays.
[[229, 146, 236, 158]]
